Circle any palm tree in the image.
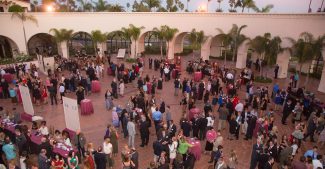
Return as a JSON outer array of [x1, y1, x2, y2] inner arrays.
[[287, 32, 316, 87], [229, 0, 236, 12], [238, 0, 256, 12], [188, 29, 205, 59], [120, 28, 132, 57], [142, 0, 160, 11], [250, 33, 283, 77], [11, 12, 38, 53], [49, 28, 74, 58], [217, 24, 247, 61], [91, 30, 107, 57], [108, 4, 125, 12], [126, 24, 145, 58], [93, 0, 109, 11], [77, 0, 93, 11], [126, 2, 131, 11], [152, 26, 166, 58], [163, 26, 179, 59], [253, 4, 274, 13]]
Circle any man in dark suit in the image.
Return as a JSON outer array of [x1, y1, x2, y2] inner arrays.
[[94, 146, 107, 169], [250, 142, 263, 169], [168, 120, 177, 138], [139, 116, 149, 147], [281, 99, 293, 125], [263, 156, 274, 169]]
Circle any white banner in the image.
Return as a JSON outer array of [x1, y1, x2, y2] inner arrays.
[[19, 85, 35, 116], [62, 97, 80, 131]]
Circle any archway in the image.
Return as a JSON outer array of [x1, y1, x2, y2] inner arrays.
[[27, 33, 58, 57], [173, 32, 192, 55], [69, 32, 94, 56], [107, 31, 130, 54], [209, 35, 230, 59], [138, 31, 166, 56], [0, 35, 19, 59]]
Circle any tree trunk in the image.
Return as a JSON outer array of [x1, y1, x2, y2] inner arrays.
[[298, 63, 303, 88], [166, 41, 169, 59], [160, 40, 163, 58], [134, 40, 137, 58], [224, 50, 227, 66], [304, 65, 311, 88], [232, 38, 237, 61]]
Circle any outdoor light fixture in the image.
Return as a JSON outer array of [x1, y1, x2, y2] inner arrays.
[[46, 5, 54, 12]]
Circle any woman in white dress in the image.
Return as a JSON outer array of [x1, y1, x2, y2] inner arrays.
[[119, 80, 125, 97], [168, 137, 178, 165]]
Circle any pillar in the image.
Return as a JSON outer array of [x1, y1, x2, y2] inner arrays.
[[236, 40, 249, 69], [200, 37, 212, 61], [60, 41, 69, 59], [317, 49, 325, 93], [96, 42, 106, 58], [130, 40, 135, 58], [168, 38, 176, 60], [276, 50, 290, 79]]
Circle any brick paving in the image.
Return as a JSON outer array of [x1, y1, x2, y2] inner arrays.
[[1, 55, 324, 169]]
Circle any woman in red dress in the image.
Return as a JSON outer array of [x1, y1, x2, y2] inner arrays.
[[51, 154, 65, 169], [83, 151, 95, 169], [41, 85, 48, 104]]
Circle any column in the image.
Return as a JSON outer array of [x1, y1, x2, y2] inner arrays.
[[200, 37, 212, 61], [130, 40, 136, 58], [317, 49, 325, 93], [61, 41, 69, 59], [235, 40, 249, 69], [167, 38, 176, 60], [276, 50, 290, 78]]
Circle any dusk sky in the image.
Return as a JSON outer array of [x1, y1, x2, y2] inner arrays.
[[108, 0, 324, 13]]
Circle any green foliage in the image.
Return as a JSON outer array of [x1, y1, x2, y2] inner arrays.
[[166, 0, 184, 12], [254, 76, 272, 83], [49, 28, 74, 43], [107, 4, 125, 12], [189, 29, 205, 51], [253, 4, 274, 13], [8, 4, 24, 12], [91, 30, 107, 43], [0, 54, 35, 65], [141, 0, 161, 11], [132, 1, 150, 12], [11, 12, 38, 25], [125, 58, 137, 63], [250, 33, 282, 66], [216, 24, 247, 61], [93, 0, 109, 11]]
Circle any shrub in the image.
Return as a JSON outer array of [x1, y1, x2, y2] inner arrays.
[[0, 54, 35, 65], [8, 4, 24, 12], [125, 58, 137, 63], [254, 76, 273, 83]]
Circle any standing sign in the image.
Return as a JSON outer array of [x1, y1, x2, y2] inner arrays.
[[62, 97, 80, 131], [19, 85, 35, 116]]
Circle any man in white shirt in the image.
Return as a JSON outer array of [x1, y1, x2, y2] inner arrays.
[[0, 69, 5, 75], [38, 121, 49, 136], [312, 155, 323, 169], [235, 101, 244, 113]]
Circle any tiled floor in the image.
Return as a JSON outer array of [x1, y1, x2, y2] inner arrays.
[[1, 55, 324, 169]]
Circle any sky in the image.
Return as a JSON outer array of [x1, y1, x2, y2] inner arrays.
[[108, 0, 325, 13]]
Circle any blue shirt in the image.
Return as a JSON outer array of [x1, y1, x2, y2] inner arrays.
[[152, 111, 162, 121], [2, 143, 16, 160], [273, 84, 279, 93], [304, 150, 317, 159], [9, 89, 16, 97]]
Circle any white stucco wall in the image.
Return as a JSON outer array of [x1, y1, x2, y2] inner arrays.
[[0, 12, 324, 56]]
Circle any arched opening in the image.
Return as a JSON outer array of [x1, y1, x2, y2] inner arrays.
[[0, 35, 19, 59], [138, 31, 166, 55], [69, 32, 94, 56], [27, 33, 58, 57], [174, 32, 192, 56], [107, 31, 130, 54], [210, 35, 230, 59]]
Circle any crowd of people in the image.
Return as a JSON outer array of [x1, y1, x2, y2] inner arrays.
[[0, 54, 325, 169]]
